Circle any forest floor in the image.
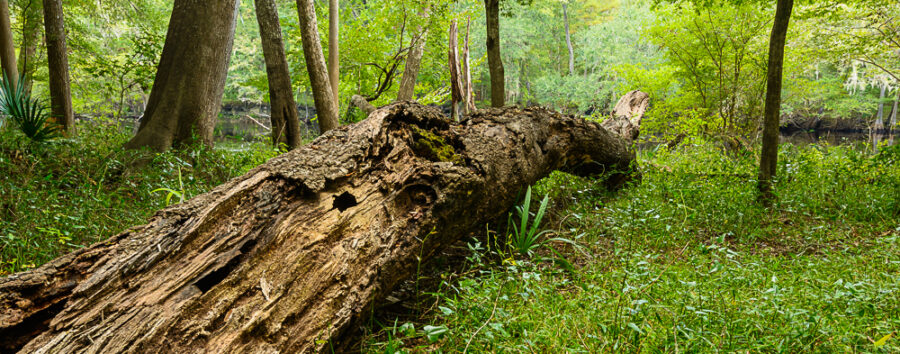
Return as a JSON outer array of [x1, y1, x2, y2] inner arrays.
[[1, 123, 898, 352], [360, 140, 900, 352]]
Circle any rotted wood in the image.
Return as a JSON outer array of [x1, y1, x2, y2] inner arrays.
[[0, 102, 640, 353]]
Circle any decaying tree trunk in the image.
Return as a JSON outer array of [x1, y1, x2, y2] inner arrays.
[[1, 102, 640, 353]]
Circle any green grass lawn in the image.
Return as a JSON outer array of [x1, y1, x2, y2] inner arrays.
[[2, 123, 898, 352]]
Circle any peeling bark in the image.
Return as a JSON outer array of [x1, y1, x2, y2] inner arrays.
[[1, 102, 639, 353]]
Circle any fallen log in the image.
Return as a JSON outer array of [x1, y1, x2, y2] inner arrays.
[[1, 102, 639, 353]]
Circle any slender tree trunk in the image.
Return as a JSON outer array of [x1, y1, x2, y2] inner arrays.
[[875, 84, 886, 130], [296, 0, 340, 133], [0, 0, 18, 88], [563, 3, 574, 76], [484, 0, 504, 107], [757, 0, 793, 205], [462, 17, 474, 113], [125, 0, 238, 151], [1, 102, 641, 353], [328, 0, 339, 105], [397, 28, 428, 101], [255, 0, 302, 149], [449, 21, 463, 121], [42, 0, 74, 136], [18, 0, 41, 94], [890, 91, 898, 129]]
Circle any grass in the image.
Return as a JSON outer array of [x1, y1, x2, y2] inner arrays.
[[363, 141, 900, 353], [1, 119, 898, 352], [0, 120, 278, 275]]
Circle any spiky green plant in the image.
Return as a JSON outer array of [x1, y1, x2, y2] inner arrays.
[[509, 186, 554, 256], [0, 74, 60, 142]]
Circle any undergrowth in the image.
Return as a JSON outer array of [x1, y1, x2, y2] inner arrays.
[[363, 141, 900, 353], [0, 121, 278, 275]]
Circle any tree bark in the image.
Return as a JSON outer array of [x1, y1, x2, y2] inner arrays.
[[17, 0, 42, 94], [125, 0, 239, 151], [563, 3, 574, 76], [42, 0, 74, 136], [462, 17, 475, 114], [255, 0, 302, 150], [890, 91, 898, 129], [0, 0, 18, 88], [396, 27, 428, 101], [875, 84, 886, 130], [296, 0, 340, 134], [484, 0, 504, 107], [328, 0, 339, 105], [449, 20, 463, 121], [757, 0, 793, 205], [1, 102, 640, 353]]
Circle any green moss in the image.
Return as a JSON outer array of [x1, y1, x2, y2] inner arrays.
[[411, 126, 463, 164]]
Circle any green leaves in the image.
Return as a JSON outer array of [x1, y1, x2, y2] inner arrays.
[[0, 74, 61, 142]]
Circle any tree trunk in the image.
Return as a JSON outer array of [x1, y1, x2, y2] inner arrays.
[[890, 91, 898, 129], [296, 0, 340, 134], [0, 0, 18, 88], [563, 3, 574, 76], [18, 0, 42, 92], [255, 0, 302, 150], [396, 27, 427, 101], [125, 0, 239, 152], [757, 0, 793, 205], [484, 0, 504, 107], [42, 0, 74, 136], [17, 0, 41, 94], [328, 0, 339, 105], [462, 17, 475, 114], [0, 102, 640, 353], [875, 84, 886, 130], [449, 20, 463, 121]]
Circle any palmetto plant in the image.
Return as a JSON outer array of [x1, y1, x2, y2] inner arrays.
[[0, 74, 60, 142]]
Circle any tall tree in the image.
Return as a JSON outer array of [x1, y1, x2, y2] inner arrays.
[[0, 0, 17, 88], [16, 0, 41, 94], [757, 0, 794, 204], [449, 20, 463, 121], [461, 17, 475, 113], [328, 0, 339, 106], [875, 83, 886, 130], [255, 0, 302, 149], [42, 0, 74, 136], [397, 9, 429, 102], [562, 2, 574, 76], [484, 0, 505, 107], [890, 91, 899, 129], [296, 0, 340, 133], [125, 0, 239, 151]]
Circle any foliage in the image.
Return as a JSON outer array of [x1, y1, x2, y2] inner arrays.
[[508, 186, 553, 256], [362, 143, 900, 352], [0, 74, 60, 142]]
